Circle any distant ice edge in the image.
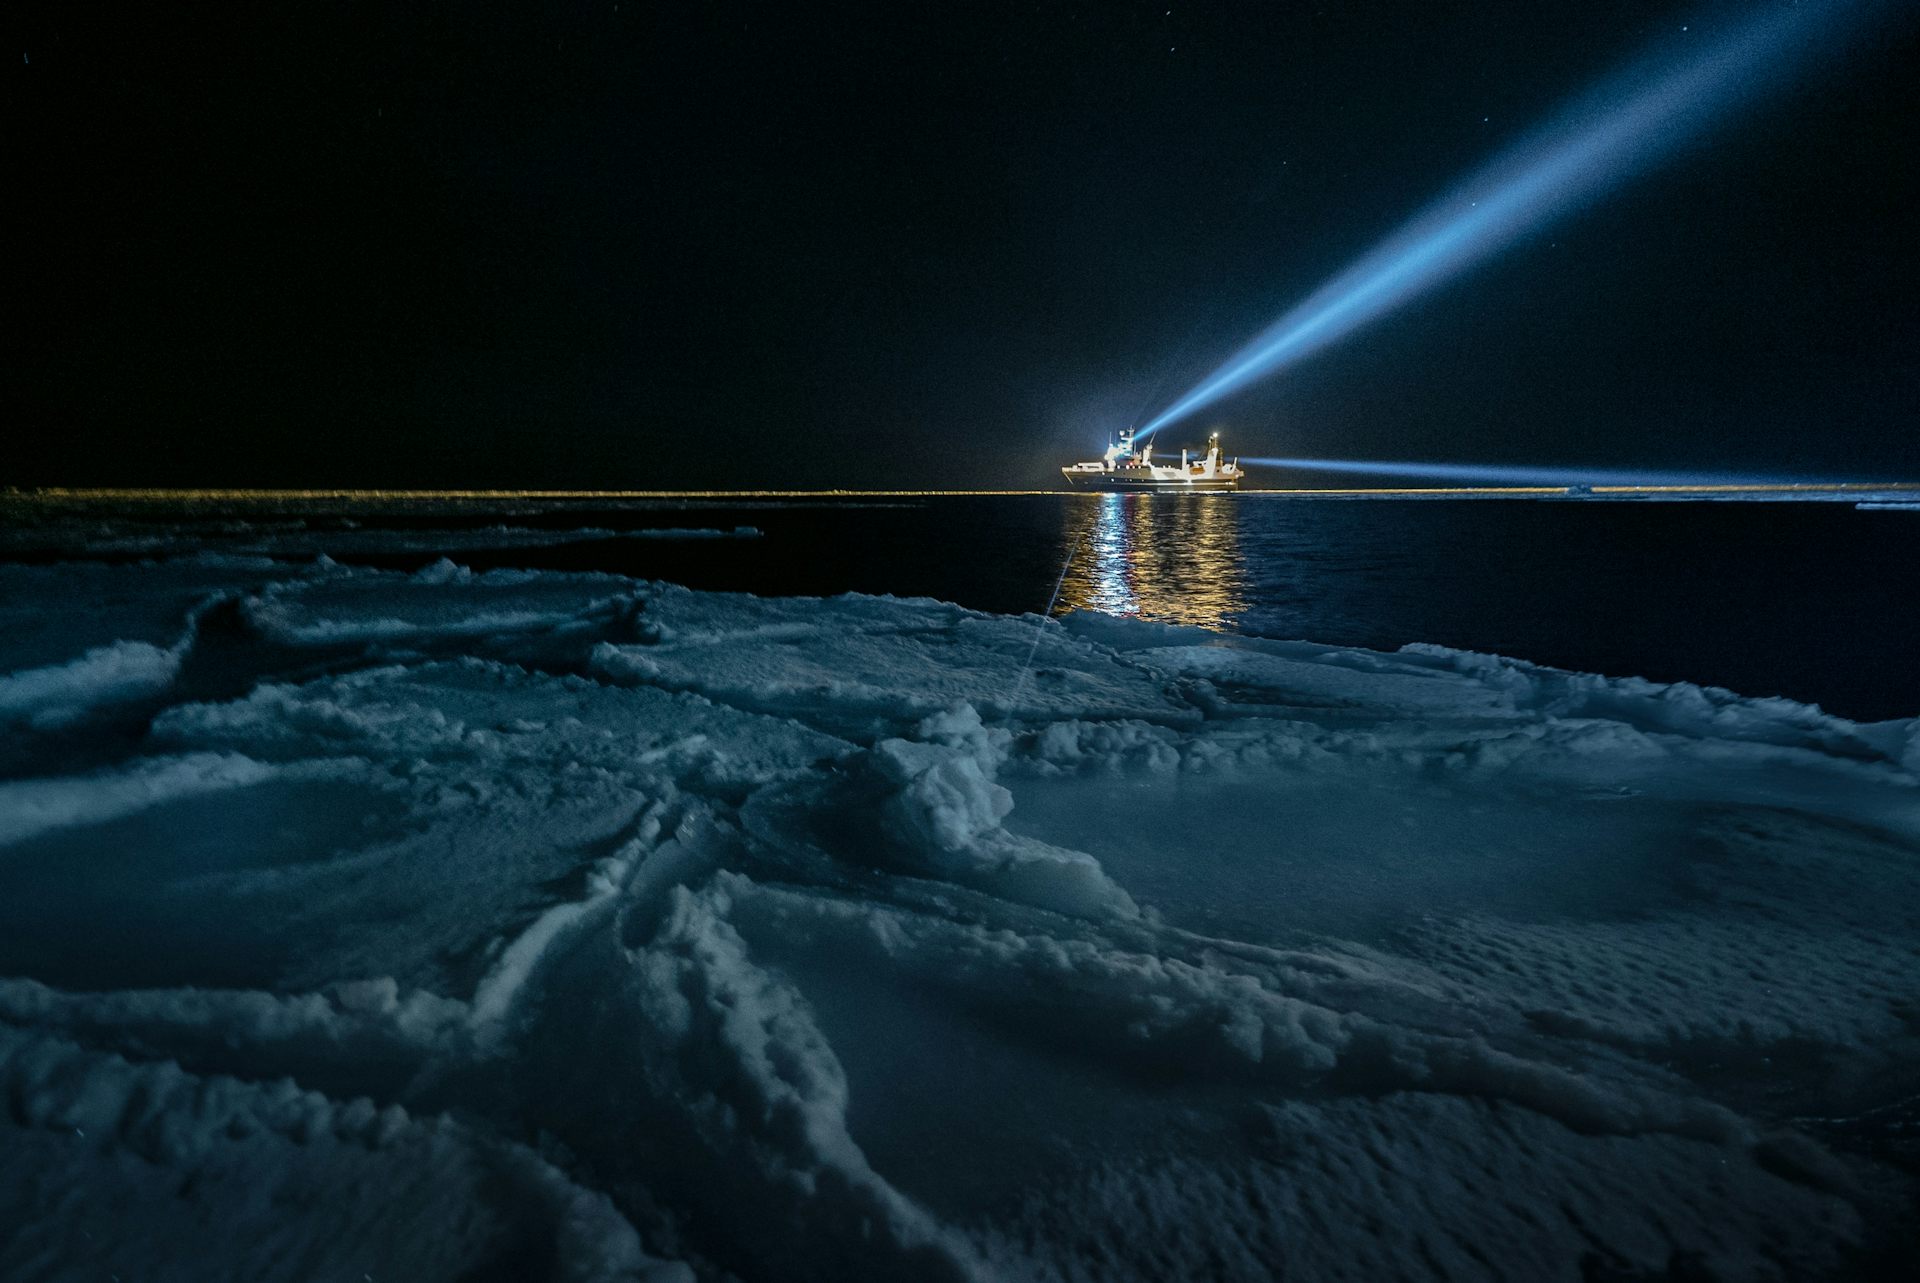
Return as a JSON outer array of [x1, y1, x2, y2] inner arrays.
[[0, 556, 1916, 1283]]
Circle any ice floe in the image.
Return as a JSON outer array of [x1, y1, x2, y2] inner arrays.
[[0, 555, 1916, 1280]]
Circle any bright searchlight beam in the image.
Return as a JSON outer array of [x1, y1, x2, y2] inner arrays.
[[1136, 1, 1867, 443], [1239, 457, 1819, 487]]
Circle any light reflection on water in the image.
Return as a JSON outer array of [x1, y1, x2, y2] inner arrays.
[[1056, 493, 1248, 630]]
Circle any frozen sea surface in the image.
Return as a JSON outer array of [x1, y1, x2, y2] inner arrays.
[[0, 549, 1917, 1281]]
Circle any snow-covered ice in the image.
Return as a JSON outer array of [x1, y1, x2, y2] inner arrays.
[[0, 552, 1916, 1281]]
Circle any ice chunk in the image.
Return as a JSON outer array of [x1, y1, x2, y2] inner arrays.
[[866, 704, 1139, 920], [0, 638, 182, 729], [0, 752, 278, 846]]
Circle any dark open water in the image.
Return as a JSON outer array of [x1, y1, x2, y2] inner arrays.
[[13, 494, 1920, 721]]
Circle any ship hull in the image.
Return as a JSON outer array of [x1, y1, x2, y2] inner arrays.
[[1062, 472, 1239, 492]]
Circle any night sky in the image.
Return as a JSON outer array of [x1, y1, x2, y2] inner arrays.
[[13, 1, 1919, 489]]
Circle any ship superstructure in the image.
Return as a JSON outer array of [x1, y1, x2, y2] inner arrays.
[[1062, 429, 1242, 491]]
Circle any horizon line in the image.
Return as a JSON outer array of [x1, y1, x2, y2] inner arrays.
[[9, 483, 1920, 501]]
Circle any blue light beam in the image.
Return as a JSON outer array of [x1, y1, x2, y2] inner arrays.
[[1241, 457, 1836, 487], [1137, 1, 1869, 442]]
